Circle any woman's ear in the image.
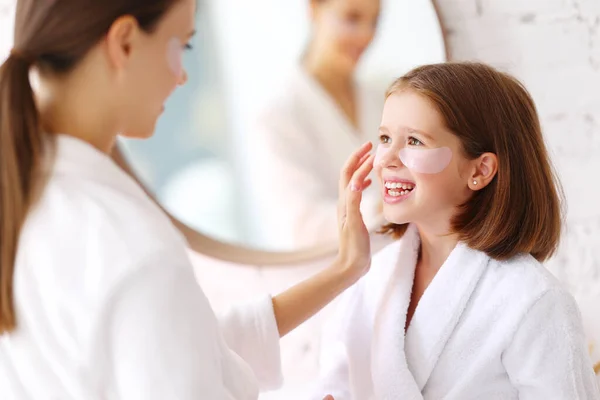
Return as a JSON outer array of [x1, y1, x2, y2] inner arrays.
[[104, 15, 139, 71], [468, 152, 498, 191]]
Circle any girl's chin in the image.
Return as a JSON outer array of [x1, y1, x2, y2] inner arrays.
[[382, 213, 411, 226]]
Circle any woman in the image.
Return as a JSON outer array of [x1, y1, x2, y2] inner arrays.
[[312, 63, 600, 399], [0, 0, 374, 398], [246, 0, 384, 250]]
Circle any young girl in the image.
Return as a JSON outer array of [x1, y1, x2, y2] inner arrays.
[[312, 62, 600, 399], [0, 0, 375, 398]]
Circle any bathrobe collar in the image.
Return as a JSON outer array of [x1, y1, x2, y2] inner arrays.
[[372, 224, 490, 397], [51, 134, 148, 201]]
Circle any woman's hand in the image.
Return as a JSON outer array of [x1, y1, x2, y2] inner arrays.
[[336, 141, 375, 284], [270, 142, 376, 337]]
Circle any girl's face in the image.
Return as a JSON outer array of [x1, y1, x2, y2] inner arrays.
[[311, 0, 380, 73], [375, 90, 482, 233], [112, 0, 196, 138]]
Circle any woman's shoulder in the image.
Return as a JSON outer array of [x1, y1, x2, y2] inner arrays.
[[21, 170, 189, 283]]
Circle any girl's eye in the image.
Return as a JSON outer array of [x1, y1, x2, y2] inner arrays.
[[184, 43, 193, 51], [379, 134, 391, 144], [407, 136, 424, 146]]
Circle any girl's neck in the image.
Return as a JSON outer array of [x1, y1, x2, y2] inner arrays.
[[416, 226, 460, 272]]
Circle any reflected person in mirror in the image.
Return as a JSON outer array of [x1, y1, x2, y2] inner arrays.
[[313, 62, 600, 399], [246, 0, 384, 251], [0, 0, 379, 398]]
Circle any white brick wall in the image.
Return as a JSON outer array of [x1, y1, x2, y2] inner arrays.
[[1, 0, 598, 392]]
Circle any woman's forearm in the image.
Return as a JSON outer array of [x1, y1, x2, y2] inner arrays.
[[272, 259, 355, 337]]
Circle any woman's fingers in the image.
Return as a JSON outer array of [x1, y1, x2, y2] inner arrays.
[[349, 154, 375, 192], [338, 142, 375, 231], [340, 141, 373, 193], [357, 151, 371, 168], [346, 154, 375, 222], [362, 178, 373, 190]]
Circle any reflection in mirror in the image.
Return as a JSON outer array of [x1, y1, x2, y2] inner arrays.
[[118, 0, 446, 252]]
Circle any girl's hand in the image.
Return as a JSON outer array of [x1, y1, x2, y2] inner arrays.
[[336, 141, 375, 284]]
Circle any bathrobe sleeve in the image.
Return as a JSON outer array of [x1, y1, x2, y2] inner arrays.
[[218, 295, 284, 391], [503, 289, 600, 398]]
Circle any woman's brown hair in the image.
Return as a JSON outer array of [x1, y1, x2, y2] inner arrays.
[[0, 0, 180, 334], [381, 62, 564, 263]]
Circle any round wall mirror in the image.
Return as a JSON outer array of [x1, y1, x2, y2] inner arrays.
[[0, 0, 447, 260], [118, 0, 447, 254]]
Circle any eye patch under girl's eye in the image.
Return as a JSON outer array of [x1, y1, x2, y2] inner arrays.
[[399, 146, 453, 174]]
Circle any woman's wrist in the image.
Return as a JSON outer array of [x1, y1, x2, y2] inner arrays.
[[329, 256, 363, 288]]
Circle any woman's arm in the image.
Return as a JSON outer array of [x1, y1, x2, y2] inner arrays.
[[272, 258, 354, 337], [217, 143, 377, 391], [116, 138, 376, 339], [215, 263, 359, 392], [113, 139, 377, 392]]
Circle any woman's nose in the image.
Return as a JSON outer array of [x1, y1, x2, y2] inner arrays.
[[178, 69, 188, 86]]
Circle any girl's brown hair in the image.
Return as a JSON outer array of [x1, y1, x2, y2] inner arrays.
[[0, 0, 180, 334], [381, 62, 564, 263]]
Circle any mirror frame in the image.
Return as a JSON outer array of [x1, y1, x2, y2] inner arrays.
[[114, 0, 449, 266]]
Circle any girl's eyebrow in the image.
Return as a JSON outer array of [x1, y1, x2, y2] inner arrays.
[[378, 125, 435, 141]]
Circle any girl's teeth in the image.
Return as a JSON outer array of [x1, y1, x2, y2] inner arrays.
[[385, 181, 415, 197], [387, 189, 413, 197]]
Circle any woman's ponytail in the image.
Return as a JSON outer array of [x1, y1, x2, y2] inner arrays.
[[0, 53, 44, 333]]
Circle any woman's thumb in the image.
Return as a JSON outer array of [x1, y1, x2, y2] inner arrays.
[[323, 395, 335, 400]]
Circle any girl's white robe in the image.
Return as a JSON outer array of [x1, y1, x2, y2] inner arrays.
[[311, 224, 600, 399]]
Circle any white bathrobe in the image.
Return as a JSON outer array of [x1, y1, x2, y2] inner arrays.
[[0, 135, 282, 399], [311, 224, 600, 399], [244, 67, 385, 250]]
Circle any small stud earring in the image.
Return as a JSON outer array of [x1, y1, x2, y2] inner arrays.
[[473, 180, 478, 185]]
